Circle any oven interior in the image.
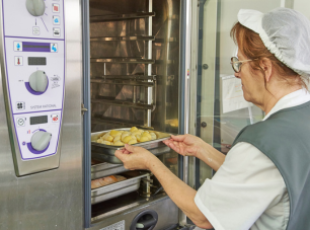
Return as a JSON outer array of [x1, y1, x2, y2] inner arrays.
[[87, 0, 181, 223]]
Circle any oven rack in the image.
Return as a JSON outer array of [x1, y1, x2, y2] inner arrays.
[[90, 36, 155, 42], [92, 117, 142, 128], [90, 12, 155, 22], [92, 98, 154, 110], [90, 57, 154, 64], [90, 0, 154, 127]]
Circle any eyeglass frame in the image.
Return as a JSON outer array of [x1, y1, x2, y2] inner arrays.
[[230, 57, 254, 73]]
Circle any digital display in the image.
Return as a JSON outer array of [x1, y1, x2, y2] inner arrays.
[[28, 57, 46, 65], [22, 42, 50, 52], [30, 116, 48, 125]]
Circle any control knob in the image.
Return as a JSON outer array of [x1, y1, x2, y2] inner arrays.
[[29, 70, 48, 92], [26, 0, 45, 17], [31, 131, 52, 151]]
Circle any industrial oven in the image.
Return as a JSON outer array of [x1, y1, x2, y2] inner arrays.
[[0, 0, 195, 229], [1, 0, 306, 229]]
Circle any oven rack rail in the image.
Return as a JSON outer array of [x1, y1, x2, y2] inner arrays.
[[90, 36, 155, 42], [90, 12, 155, 22]]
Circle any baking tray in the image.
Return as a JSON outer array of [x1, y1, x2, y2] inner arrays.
[[91, 171, 150, 204], [91, 128, 171, 164], [91, 162, 127, 179], [92, 146, 171, 164], [91, 128, 171, 155]]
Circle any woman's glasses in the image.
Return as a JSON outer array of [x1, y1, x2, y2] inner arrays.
[[230, 57, 254, 73]]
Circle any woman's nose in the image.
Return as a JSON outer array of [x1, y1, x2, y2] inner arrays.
[[235, 72, 241, 79]]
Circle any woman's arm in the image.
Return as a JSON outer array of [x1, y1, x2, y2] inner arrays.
[[148, 156, 214, 229], [115, 145, 213, 229], [164, 134, 226, 171]]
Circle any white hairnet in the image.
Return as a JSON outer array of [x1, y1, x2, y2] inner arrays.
[[238, 8, 310, 78]]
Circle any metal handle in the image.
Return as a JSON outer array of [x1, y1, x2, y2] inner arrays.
[[136, 219, 157, 229]]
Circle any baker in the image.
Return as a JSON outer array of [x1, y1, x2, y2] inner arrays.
[[115, 8, 310, 230]]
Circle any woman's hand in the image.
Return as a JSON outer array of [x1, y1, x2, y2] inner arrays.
[[163, 134, 206, 158], [164, 134, 226, 171], [115, 144, 157, 170]]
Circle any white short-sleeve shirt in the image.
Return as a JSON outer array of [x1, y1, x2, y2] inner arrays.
[[194, 89, 310, 230]]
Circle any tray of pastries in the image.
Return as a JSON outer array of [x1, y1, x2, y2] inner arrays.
[[91, 127, 171, 155], [91, 171, 150, 204]]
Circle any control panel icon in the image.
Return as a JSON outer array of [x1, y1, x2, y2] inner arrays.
[[14, 42, 23, 52], [17, 117, 26, 127], [53, 28, 60, 37], [14, 57, 23, 66], [53, 16, 60, 25], [52, 4, 60, 13], [16, 102, 25, 110], [52, 114, 59, 123], [32, 26, 40, 36], [51, 43, 58, 53]]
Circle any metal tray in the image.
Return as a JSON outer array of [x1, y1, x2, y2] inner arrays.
[[92, 146, 171, 164], [91, 162, 127, 179], [91, 128, 171, 155], [91, 128, 171, 164], [91, 172, 150, 204]]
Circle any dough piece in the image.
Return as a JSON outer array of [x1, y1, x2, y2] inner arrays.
[[102, 141, 112, 145], [91, 179, 102, 189], [121, 132, 130, 141], [91, 175, 127, 189], [150, 133, 157, 140], [130, 127, 138, 133], [128, 139, 138, 145], [139, 136, 149, 142], [113, 141, 124, 146], [110, 130, 122, 138], [102, 135, 113, 142], [141, 132, 152, 141], [123, 135, 132, 144], [114, 136, 121, 142]]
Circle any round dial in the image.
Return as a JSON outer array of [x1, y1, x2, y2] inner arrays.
[[29, 70, 48, 92], [31, 131, 52, 151], [26, 0, 45, 17]]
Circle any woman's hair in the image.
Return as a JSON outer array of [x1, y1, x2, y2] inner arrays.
[[230, 22, 308, 90]]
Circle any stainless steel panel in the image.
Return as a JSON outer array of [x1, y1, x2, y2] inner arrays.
[[0, 0, 83, 229], [88, 196, 179, 229], [0, 7, 61, 176]]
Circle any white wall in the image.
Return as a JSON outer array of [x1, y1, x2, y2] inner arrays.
[[294, 0, 310, 20]]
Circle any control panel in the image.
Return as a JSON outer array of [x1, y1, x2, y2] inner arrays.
[[1, 0, 65, 175]]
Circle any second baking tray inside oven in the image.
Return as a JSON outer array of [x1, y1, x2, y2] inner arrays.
[[91, 171, 150, 204], [91, 128, 172, 164]]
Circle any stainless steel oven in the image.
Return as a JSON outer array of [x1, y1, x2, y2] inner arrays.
[[82, 0, 194, 229], [1, 0, 301, 229]]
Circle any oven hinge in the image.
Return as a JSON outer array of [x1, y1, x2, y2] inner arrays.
[[81, 103, 88, 115]]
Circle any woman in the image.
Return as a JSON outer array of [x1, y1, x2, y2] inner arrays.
[[115, 8, 310, 230]]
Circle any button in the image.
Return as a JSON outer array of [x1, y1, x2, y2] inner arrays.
[[14, 42, 23, 52], [52, 4, 60, 13], [14, 57, 23, 66], [51, 114, 59, 123], [50, 43, 58, 52], [53, 28, 60, 37], [17, 117, 26, 127], [16, 102, 25, 110], [53, 16, 60, 25], [32, 26, 40, 36]]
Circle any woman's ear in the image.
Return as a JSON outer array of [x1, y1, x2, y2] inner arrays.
[[260, 58, 273, 82]]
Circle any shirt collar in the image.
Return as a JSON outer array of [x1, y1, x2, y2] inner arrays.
[[263, 89, 310, 121]]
